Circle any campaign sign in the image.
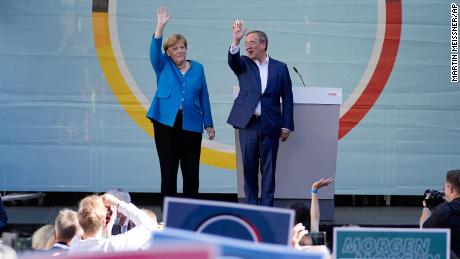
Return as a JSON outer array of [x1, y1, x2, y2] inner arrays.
[[152, 228, 326, 259], [334, 227, 450, 259], [164, 197, 294, 245]]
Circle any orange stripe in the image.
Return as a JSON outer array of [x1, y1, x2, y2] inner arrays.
[[339, 0, 402, 139]]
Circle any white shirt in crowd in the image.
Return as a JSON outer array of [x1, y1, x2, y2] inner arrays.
[[69, 202, 157, 254]]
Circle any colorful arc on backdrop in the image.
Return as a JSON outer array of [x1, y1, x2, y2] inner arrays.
[[339, 0, 402, 139], [91, 0, 401, 168]]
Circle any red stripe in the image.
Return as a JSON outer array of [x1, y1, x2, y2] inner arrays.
[[338, 0, 402, 139]]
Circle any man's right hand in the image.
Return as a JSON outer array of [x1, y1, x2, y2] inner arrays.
[[232, 19, 246, 47]]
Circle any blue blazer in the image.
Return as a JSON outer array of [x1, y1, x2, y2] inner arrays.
[[147, 37, 213, 133], [228, 50, 294, 137]]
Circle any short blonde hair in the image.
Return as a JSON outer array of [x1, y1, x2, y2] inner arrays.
[[163, 34, 187, 53], [77, 195, 107, 236], [55, 209, 79, 242], [31, 224, 55, 250]]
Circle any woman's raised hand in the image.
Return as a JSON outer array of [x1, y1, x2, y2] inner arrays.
[[157, 6, 170, 26]]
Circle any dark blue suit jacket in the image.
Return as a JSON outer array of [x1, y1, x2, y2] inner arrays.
[[228, 50, 294, 137]]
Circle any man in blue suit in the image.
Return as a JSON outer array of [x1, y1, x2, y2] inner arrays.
[[228, 19, 294, 206]]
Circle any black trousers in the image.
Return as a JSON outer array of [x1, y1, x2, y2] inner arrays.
[[153, 111, 202, 203]]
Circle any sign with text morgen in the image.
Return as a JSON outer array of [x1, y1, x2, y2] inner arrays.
[[164, 197, 294, 246], [152, 228, 327, 259], [334, 227, 450, 259]]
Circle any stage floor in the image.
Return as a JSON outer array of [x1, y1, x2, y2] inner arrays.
[[5, 205, 421, 228]]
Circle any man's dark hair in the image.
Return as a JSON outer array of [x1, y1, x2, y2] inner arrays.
[[247, 30, 268, 51], [446, 170, 460, 193]]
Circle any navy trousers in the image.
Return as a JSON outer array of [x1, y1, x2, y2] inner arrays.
[[239, 116, 280, 206]]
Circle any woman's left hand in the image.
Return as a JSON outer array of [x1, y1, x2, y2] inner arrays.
[[205, 127, 215, 141]]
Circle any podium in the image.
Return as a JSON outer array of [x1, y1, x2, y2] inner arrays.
[[235, 87, 342, 220]]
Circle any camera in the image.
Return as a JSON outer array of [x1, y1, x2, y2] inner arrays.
[[424, 189, 445, 210], [310, 231, 326, 246]]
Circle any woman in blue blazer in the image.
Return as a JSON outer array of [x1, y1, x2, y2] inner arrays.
[[147, 7, 215, 202]]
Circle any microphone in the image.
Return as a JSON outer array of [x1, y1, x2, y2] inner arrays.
[[293, 66, 306, 87]]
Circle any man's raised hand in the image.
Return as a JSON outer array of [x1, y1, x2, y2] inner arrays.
[[232, 19, 246, 46]]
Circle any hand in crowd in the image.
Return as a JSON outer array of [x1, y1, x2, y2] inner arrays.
[[205, 127, 215, 141], [291, 222, 309, 248], [232, 19, 246, 46], [102, 193, 120, 207], [312, 178, 334, 191], [101, 194, 119, 237]]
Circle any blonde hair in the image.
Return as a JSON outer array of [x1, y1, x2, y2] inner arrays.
[[77, 195, 106, 236], [163, 34, 187, 53], [54, 208, 79, 243], [31, 224, 55, 250]]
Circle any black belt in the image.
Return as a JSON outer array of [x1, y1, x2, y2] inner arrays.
[[252, 115, 261, 120]]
